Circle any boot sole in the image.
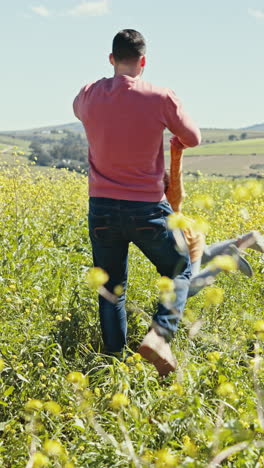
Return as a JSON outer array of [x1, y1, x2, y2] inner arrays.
[[138, 343, 176, 376]]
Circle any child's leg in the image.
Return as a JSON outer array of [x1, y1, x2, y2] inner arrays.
[[188, 245, 253, 298], [202, 231, 264, 264]]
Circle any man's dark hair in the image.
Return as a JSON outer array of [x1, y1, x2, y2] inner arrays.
[[112, 29, 146, 62]]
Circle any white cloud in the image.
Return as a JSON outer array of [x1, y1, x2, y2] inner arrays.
[[67, 0, 109, 17], [28, 1, 109, 19], [248, 8, 264, 19], [31, 5, 51, 17]]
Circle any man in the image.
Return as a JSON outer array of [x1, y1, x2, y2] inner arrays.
[[73, 29, 201, 376]]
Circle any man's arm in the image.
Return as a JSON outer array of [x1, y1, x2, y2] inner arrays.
[[73, 86, 86, 121], [163, 89, 201, 149]]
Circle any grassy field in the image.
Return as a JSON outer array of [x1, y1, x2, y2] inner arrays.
[[164, 137, 264, 176], [0, 163, 264, 467], [180, 154, 264, 177], [199, 129, 264, 143], [0, 135, 30, 151], [164, 139, 264, 158], [183, 138, 264, 156]]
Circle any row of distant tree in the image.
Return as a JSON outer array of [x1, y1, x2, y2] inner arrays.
[[228, 132, 247, 141], [28, 132, 88, 173]]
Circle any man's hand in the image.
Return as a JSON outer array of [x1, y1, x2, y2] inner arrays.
[[170, 135, 188, 151]]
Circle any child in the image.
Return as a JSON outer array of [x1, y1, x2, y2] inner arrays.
[[165, 137, 264, 295]]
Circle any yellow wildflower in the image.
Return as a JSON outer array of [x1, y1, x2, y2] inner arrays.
[[119, 362, 129, 373], [43, 440, 65, 458], [204, 287, 224, 306], [141, 450, 154, 463], [133, 353, 142, 362], [217, 382, 235, 397], [169, 382, 184, 396], [193, 194, 214, 210], [113, 284, 124, 296], [44, 401, 61, 415], [232, 185, 250, 202], [211, 254, 237, 272], [245, 180, 263, 198], [157, 276, 174, 293], [25, 399, 43, 412], [167, 212, 192, 230], [155, 448, 178, 467], [130, 406, 139, 419], [66, 371, 87, 389], [126, 356, 134, 364], [94, 387, 101, 397], [182, 435, 198, 457], [135, 362, 144, 372], [83, 389, 94, 400], [110, 393, 129, 409], [32, 452, 49, 467], [192, 216, 210, 234], [86, 267, 109, 288], [207, 351, 221, 362]]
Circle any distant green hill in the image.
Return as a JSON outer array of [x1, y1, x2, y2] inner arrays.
[[183, 138, 264, 156], [244, 123, 264, 131]]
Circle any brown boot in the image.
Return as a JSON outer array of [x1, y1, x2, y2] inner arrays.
[[138, 328, 176, 376]]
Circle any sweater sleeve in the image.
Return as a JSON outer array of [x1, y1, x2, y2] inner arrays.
[[163, 89, 201, 148], [73, 86, 86, 121], [73, 83, 94, 121]]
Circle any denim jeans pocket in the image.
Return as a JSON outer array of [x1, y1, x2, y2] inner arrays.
[[129, 209, 168, 241], [88, 213, 115, 241]]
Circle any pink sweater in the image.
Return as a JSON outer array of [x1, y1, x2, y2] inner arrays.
[[73, 75, 201, 201]]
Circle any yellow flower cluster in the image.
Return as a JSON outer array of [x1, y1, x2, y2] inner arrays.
[[192, 216, 210, 234], [66, 371, 88, 390], [24, 399, 61, 415], [32, 452, 49, 467], [157, 276, 174, 293], [217, 382, 236, 399], [110, 393, 129, 409], [43, 401, 61, 415], [204, 287, 224, 306], [232, 180, 263, 202], [210, 254, 237, 272], [193, 194, 214, 210], [155, 448, 179, 467], [25, 399, 43, 412], [86, 267, 109, 288], [43, 439, 65, 458], [207, 351, 221, 362], [182, 435, 198, 457], [113, 284, 124, 296], [167, 213, 192, 230], [169, 382, 184, 396]]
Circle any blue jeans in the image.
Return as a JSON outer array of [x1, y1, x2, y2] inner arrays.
[[88, 197, 192, 353]]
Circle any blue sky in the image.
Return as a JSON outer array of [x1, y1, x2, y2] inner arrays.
[[1, 0, 264, 131]]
